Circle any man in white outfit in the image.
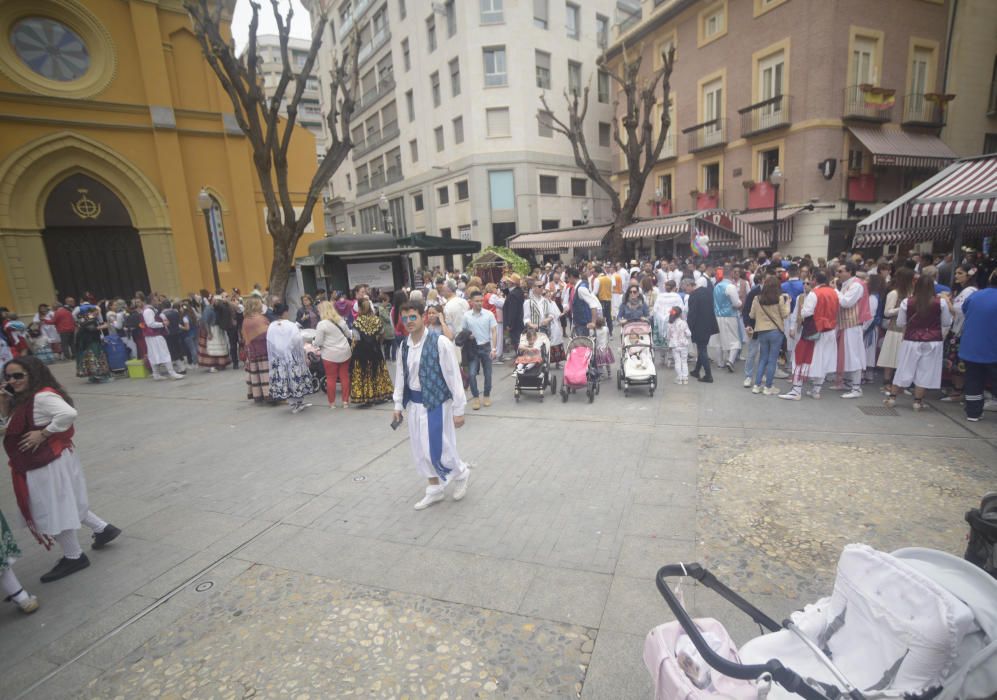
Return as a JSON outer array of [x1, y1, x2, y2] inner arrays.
[[393, 300, 471, 510], [835, 263, 870, 399], [142, 296, 184, 380]]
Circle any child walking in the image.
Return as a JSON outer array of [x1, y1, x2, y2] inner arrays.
[[667, 306, 691, 384], [594, 317, 614, 378]]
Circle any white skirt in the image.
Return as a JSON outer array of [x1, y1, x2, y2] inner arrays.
[[145, 335, 172, 366], [22, 449, 90, 535], [405, 399, 468, 484], [840, 326, 866, 372], [716, 316, 741, 352], [810, 330, 839, 379], [878, 330, 903, 369], [206, 325, 230, 357], [893, 340, 943, 389]]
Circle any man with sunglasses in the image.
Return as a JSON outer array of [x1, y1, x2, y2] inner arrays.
[[393, 300, 471, 511]]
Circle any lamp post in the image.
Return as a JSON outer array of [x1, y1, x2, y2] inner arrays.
[[197, 187, 222, 292], [581, 202, 590, 224], [378, 193, 395, 237], [768, 166, 784, 255]]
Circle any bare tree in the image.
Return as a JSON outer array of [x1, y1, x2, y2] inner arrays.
[[184, 0, 358, 297], [540, 45, 675, 260]]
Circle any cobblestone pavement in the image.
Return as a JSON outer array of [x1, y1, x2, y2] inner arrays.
[[0, 358, 994, 699]]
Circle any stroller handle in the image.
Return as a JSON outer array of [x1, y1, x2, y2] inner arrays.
[[656, 564, 846, 700]]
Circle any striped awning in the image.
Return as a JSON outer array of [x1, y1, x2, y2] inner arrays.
[[854, 155, 997, 247], [910, 156, 997, 217], [735, 207, 803, 243], [507, 224, 609, 251], [621, 209, 770, 249], [621, 212, 694, 240], [849, 127, 958, 169]]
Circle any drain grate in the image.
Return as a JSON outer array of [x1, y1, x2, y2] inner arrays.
[[858, 405, 899, 416]]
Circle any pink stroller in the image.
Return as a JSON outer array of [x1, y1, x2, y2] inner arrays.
[[561, 335, 599, 403]]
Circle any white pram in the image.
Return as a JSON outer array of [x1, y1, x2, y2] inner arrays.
[[617, 320, 657, 397], [646, 544, 997, 700]]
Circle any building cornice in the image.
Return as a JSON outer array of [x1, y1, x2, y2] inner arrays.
[[605, 0, 699, 61]]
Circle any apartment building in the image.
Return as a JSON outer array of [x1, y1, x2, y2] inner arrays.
[[305, 0, 618, 262], [939, 0, 997, 157], [250, 34, 325, 155], [605, 0, 978, 258]]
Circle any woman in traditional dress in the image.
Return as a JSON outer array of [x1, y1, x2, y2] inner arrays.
[[1, 508, 38, 613], [941, 264, 978, 403], [197, 295, 231, 372], [74, 306, 111, 383], [240, 296, 271, 404], [349, 300, 394, 406], [266, 304, 313, 414], [877, 267, 914, 391], [1, 357, 121, 583]]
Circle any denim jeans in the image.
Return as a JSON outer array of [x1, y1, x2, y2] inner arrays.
[[467, 343, 492, 398], [754, 330, 784, 388], [742, 337, 760, 380]]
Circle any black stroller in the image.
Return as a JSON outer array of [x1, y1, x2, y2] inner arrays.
[[513, 332, 556, 402]]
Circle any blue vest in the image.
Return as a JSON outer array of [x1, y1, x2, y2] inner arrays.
[[781, 278, 806, 312], [401, 331, 453, 411], [713, 280, 736, 317], [572, 282, 593, 325]]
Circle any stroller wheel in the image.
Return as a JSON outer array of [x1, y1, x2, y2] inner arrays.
[[595, 383, 600, 395], [561, 390, 568, 403], [550, 376, 557, 395], [649, 389, 654, 398], [515, 393, 520, 402], [617, 372, 622, 391], [538, 393, 544, 402]]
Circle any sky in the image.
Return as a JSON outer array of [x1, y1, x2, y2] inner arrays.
[[231, 0, 312, 53]]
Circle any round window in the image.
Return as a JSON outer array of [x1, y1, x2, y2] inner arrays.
[[11, 17, 90, 82]]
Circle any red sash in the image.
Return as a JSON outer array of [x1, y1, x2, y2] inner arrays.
[[4, 388, 75, 524]]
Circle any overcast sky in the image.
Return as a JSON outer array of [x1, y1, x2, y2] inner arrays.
[[231, 0, 312, 53]]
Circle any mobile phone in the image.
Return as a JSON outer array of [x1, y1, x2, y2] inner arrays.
[[390, 416, 402, 430], [1, 384, 14, 397]]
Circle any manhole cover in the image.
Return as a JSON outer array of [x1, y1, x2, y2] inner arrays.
[[858, 405, 899, 416], [195, 581, 214, 592], [352, 475, 367, 482]]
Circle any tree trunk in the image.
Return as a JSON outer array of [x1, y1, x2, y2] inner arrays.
[[607, 200, 639, 261], [268, 226, 298, 299]]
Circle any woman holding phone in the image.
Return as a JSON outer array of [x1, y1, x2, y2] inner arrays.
[[1, 356, 121, 583]]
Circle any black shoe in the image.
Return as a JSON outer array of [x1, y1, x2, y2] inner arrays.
[[725, 362, 735, 373], [92, 524, 122, 550], [40, 554, 90, 583], [698, 375, 714, 383], [689, 370, 701, 379]]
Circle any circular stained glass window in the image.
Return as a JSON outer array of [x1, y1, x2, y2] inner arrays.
[[11, 17, 90, 82]]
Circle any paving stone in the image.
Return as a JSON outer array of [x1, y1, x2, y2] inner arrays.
[[581, 631, 653, 700], [616, 535, 698, 580], [518, 565, 613, 628]]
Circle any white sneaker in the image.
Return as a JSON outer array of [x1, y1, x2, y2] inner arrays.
[[751, 385, 762, 394], [152, 374, 166, 381], [774, 369, 789, 379], [778, 391, 801, 401], [169, 373, 184, 380], [208, 367, 218, 373], [414, 490, 445, 510], [984, 399, 997, 412], [452, 470, 471, 500], [763, 386, 779, 396], [743, 377, 753, 387], [841, 389, 863, 399], [290, 402, 312, 414]]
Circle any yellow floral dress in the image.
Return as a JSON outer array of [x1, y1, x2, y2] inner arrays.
[[350, 314, 394, 405]]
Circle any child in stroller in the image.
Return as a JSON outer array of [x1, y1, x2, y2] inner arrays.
[[299, 328, 326, 394], [618, 321, 657, 397], [514, 328, 556, 401]]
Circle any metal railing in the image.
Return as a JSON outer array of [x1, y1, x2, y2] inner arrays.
[[352, 120, 399, 158], [843, 85, 893, 122], [338, 0, 371, 40], [385, 166, 403, 185], [739, 95, 792, 137], [656, 130, 677, 160], [353, 76, 395, 118], [683, 118, 726, 152], [358, 26, 390, 66], [901, 93, 945, 126]]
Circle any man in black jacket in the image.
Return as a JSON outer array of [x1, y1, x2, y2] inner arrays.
[[503, 274, 525, 360], [685, 280, 718, 383]]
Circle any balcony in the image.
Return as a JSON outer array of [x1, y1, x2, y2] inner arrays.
[[614, 1, 642, 37], [683, 118, 727, 153], [739, 95, 792, 137], [338, 0, 372, 39], [843, 85, 894, 122], [901, 93, 946, 127], [695, 191, 720, 210], [352, 121, 399, 158], [353, 76, 395, 118], [358, 26, 390, 66], [647, 199, 672, 217], [656, 130, 677, 161], [385, 166, 403, 186]]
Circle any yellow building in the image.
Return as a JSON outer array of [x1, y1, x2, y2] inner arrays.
[[0, 0, 324, 313]]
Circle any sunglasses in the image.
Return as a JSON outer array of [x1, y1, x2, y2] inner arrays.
[[4, 372, 26, 380], [401, 314, 420, 322]]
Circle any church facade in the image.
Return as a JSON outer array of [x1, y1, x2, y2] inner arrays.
[[0, 0, 324, 312]]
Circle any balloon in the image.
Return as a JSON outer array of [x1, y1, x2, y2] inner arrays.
[[690, 230, 710, 257]]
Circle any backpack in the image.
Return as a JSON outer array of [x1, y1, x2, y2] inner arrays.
[[965, 492, 997, 579]]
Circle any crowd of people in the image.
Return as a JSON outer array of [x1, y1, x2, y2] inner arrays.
[[2, 245, 996, 612]]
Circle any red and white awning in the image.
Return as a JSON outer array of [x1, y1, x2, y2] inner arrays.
[[507, 224, 610, 251], [910, 157, 997, 217], [621, 209, 769, 249], [849, 127, 958, 169]]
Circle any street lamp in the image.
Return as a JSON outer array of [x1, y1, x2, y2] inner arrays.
[[581, 203, 590, 224], [768, 166, 784, 255], [377, 193, 394, 236], [197, 187, 222, 292]]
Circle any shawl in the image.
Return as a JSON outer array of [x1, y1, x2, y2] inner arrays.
[[242, 314, 269, 346], [354, 313, 382, 338], [334, 299, 355, 322], [266, 320, 305, 366]]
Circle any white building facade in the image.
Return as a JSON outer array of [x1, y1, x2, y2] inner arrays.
[[308, 0, 617, 264], [251, 34, 325, 155]]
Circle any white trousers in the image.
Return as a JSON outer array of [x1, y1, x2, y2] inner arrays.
[[840, 326, 866, 372], [894, 340, 943, 389], [671, 348, 689, 380], [405, 399, 468, 484]]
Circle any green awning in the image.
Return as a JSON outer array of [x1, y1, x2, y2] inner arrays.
[[396, 233, 482, 255]]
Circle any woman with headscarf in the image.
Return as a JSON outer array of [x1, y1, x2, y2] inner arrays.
[[74, 305, 111, 383], [241, 296, 271, 404], [197, 294, 231, 372], [349, 300, 394, 406], [266, 304, 312, 413]]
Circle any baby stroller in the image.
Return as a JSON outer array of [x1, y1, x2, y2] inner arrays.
[[299, 329, 326, 394], [617, 320, 657, 397], [514, 332, 556, 402], [561, 334, 599, 403], [646, 543, 997, 700]]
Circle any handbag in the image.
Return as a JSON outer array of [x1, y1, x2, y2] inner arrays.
[[800, 315, 820, 341]]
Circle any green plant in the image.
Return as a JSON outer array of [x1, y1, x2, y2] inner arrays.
[[471, 246, 531, 277]]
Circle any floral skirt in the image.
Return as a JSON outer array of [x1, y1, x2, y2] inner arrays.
[[943, 332, 965, 378], [549, 344, 566, 364], [269, 356, 314, 401], [1, 509, 21, 570], [595, 347, 615, 367], [76, 344, 110, 381], [350, 359, 394, 404]]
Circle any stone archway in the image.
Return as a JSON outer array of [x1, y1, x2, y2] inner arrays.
[[0, 131, 179, 311]]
